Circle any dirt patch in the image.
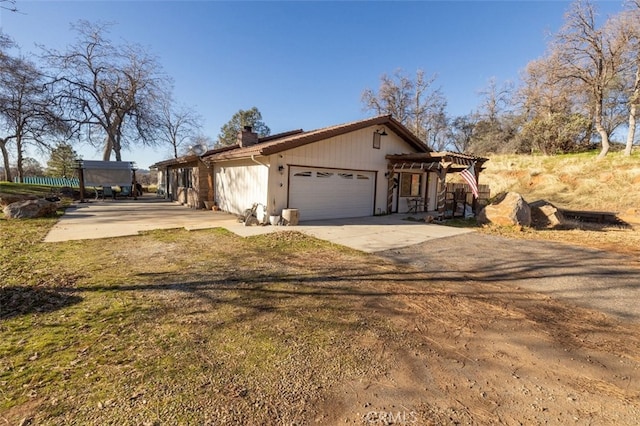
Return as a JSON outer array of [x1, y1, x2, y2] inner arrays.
[[349, 233, 640, 424]]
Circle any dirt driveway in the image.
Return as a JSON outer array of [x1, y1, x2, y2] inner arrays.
[[379, 232, 640, 322], [318, 233, 640, 424]]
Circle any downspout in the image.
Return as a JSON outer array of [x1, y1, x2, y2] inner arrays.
[[250, 155, 269, 168], [251, 155, 271, 214]]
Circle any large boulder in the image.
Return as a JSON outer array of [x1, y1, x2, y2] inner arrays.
[[0, 192, 38, 207], [3, 199, 59, 219], [477, 192, 531, 227], [530, 200, 565, 228]]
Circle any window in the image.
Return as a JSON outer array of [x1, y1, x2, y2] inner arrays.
[[178, 168, 193, 188], [400, 173, 421, 197]]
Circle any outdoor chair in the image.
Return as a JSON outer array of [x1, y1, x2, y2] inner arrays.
[[102, 186, 115, 200], [407, 197, 424, 214], [118, 185, 132, 198]]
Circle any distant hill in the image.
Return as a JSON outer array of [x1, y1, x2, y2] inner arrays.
[[479, 151, 640, 215]]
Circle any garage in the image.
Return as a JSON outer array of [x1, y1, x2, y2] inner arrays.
[[288, 166, 376, 220]]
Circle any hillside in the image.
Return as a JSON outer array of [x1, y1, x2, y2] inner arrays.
[[480, 151, 640, 215]]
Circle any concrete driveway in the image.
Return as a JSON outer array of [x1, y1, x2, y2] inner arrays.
[[44, 197, 472, 252]]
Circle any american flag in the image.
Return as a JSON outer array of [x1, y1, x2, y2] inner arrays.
[[460, 162, 479, 199]]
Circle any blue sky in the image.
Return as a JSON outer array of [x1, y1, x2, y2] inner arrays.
[[0, 0, 625, 169]]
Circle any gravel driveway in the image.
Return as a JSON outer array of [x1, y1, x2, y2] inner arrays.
[[379, 233, 640, 322]]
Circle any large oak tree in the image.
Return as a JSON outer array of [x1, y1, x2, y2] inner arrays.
[[43, 21, 169, 161], [552, 0, 628, 158]]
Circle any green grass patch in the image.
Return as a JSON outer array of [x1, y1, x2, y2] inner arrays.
[[0, 182, 57, 197]]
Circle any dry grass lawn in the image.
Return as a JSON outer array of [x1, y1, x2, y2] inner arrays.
[[2, 161, 640, 425], [480, 151, 640, 215]]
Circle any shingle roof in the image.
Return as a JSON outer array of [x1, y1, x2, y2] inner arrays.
[[204, 115, 430, 162], [150, 144, 237, 168]]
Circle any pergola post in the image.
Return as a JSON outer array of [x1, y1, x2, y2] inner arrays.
[[386, 169, 395, 214], [436, 162, 451, 215], [132, 168, 138, 200], [77, 161, 86, 203]]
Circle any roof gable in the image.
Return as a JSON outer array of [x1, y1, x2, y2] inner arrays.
[[205, 115, 430, 162]]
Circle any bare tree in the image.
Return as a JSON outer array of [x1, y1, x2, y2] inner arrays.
[[0, 0, 17, 12], [362, 69, 413, 124], [157, 98, 202, 158], [478, 77, 515, 123], [0, 40, 66, 182], [361, 69, 447, 145], [0, 33, 15, 181], [616, 0, 640, 155], [450, 115, 477, 154], [43, 21, 169, 161], [552, 0, 628, 158], [425, 107, 450, 151], [520, 52, 576, 119], [467, 78, 522, 154]]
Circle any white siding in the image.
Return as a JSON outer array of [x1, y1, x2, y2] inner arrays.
[[271, 126, 419, 216], [214, 159, 269, 214], [213, 125, 424, 219]]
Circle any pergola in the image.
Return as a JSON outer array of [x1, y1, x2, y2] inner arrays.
[[385, 151, 489, 215], [76, 160, 138, 201]]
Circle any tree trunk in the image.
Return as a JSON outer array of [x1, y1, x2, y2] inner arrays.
[[595, 123, 610, 159], [0, 139, 11, 181], [625, 103, 637, 156], [15, 135, 24, 183], [102, 135, 113, 161], [624, 65, 640, 156], [595, 96, 610, 159], [114, 132, 122, 161]]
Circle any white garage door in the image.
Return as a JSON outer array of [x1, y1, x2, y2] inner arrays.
[[289, 167, 376, 220]]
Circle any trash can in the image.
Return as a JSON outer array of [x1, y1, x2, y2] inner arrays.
[[269, 215, 281, 226], [281, 208, 299, 226]]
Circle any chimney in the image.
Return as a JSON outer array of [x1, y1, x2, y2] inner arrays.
[[238, 125, 259, 147]]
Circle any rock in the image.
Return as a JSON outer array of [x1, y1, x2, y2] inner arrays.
[[3, 199, 59, 219], [530, 200, 565, 228], [0, 192, 37, 207], [477, 192, 531, 227], [58, 186, 78, 198]]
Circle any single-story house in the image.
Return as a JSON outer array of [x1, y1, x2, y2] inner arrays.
[[152, 115, 488, 221]]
